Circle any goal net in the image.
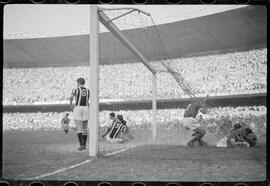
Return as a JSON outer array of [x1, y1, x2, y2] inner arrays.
[[96, 7, 199, 156]]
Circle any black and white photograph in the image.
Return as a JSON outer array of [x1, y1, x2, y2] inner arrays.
[[2, 4, 267, 182]]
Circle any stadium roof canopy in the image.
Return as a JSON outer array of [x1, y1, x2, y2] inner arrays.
[[3, 6, 266, 68]]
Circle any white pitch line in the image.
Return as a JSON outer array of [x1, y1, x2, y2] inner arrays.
[[28, 142, 149, 180], [104, 141, 151, 157], [104, 144, 140, 156], [28, 159, 92, 180]]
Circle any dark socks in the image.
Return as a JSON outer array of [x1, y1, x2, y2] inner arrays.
[[77, 133, 83, 146], [82, 135, 87, 146]]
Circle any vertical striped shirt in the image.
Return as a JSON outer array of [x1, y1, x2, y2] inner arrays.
[[72, 87, 90, 106], [108, 120, 126, 139]]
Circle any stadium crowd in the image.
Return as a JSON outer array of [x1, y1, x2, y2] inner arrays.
[[3, 106, 266, 138], [3, 48, 267, 105]]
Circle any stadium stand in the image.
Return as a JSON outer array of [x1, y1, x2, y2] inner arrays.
[[3, 106, 266, 136], [3, 48, 267, 105]]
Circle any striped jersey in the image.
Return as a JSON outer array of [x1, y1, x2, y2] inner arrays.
[[72, 87, 90, 106], [184, 101, 203, 118], [108, 120, 126, 139]]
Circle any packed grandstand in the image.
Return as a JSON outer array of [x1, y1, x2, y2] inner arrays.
[[3, 48, 267, 105]]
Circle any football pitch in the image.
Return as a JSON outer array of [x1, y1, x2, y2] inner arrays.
[[2, 129, 266, 181]]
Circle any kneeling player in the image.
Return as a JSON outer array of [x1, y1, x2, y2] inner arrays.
[[242, 128, 257, 147], [102, 112, 117, 138], [105, 115, 127, 143], [117, 115, 134, 141], [217, 124, 249, 148], [61, 112, 70, 134]]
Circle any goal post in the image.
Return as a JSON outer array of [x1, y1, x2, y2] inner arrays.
[[89, 5, 99, 157], [152, 73, 157, 141], [88, 6, 158, 157]]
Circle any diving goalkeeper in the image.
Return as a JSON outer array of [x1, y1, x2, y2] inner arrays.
[[182, 95, 208, 147]]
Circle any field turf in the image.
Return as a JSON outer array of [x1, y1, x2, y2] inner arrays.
[[2, 129, 266, 181]]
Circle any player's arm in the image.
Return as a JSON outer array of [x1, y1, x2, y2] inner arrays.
[[87, 89, 90, 107], [70, 89, 76, 110], [102, 122, 113, 138], [102, 126, 111, 138]]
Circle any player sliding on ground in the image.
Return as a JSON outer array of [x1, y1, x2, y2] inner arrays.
[[217, 123, 257, 148], [182, 95, 208, 147], [70, 78, 90, 151]]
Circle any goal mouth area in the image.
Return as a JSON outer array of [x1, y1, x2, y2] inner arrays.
[[97, 125, 226, 157]]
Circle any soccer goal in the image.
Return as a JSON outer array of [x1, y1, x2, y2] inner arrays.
[[89, 5, 198, 157]]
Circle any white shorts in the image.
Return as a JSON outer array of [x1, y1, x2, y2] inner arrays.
[[105, 134, 123, 143], [75, 121, 88, 135], [73, 106, 89, 121], [182, 117, 200, 130]]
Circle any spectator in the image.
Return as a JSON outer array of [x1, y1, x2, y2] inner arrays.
[[3, 48, 267, 105]]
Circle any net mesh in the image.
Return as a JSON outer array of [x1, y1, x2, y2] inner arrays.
[[98, 8, 199, 155]]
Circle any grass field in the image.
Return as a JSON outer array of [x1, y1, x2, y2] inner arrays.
[[2, 129, 266, 181]]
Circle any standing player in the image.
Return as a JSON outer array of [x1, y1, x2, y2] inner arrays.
[[182, 95, 208, 147], [70, 78, 90, 151]]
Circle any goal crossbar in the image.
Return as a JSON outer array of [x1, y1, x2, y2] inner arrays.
[[99, 10, 157, 74]]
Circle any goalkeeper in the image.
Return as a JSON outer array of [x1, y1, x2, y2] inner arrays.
[[182, 96, 208, 147], [242, 127, 257, 147], [217, 123, 251, 148], [61, 112, 70, 134]]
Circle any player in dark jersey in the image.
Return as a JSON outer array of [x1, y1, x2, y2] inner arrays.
[[243, 128, 257, 147], [217, 123, 246, 147], [182, 95, 208, 147], [70, 78, 90, 150], [226, 123, 245, 148]]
